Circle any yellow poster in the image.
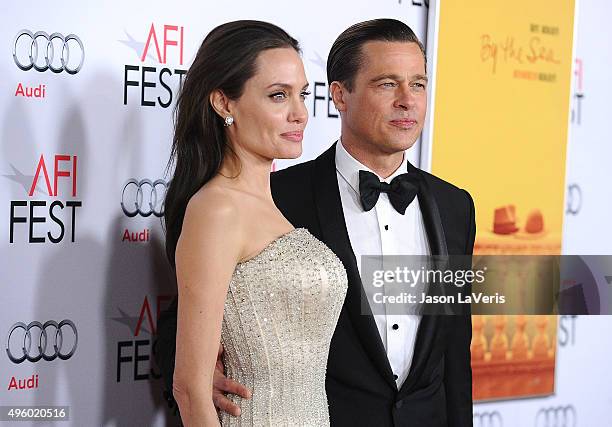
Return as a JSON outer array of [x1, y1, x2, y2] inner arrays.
[[429, 0, 576, 400]]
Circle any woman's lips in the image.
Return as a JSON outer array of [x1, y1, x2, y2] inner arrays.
[[280, 131, 304, 142], [390, 119, 417, 129]]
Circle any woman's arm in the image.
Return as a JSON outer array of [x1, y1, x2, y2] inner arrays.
[[173, 193, 243, 426]]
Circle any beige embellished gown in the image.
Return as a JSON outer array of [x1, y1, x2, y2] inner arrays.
[[220, 228, 348, 426]]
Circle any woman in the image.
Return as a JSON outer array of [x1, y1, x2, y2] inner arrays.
[[164, 21, 347, 426]]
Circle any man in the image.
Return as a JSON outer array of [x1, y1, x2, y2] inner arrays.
[[157, 19, 475, 426]]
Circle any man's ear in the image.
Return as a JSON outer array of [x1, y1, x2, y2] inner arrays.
[[209, 89, 232, 119], [329, 81, 348, 113]]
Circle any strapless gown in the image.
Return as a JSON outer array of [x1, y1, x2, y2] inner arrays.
[[220, 228, 348, 426]]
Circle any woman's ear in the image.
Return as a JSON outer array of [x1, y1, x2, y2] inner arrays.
[[209, 89, 231, 118]]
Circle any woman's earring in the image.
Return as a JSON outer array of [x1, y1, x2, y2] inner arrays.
[[224, 116, 234, 127]]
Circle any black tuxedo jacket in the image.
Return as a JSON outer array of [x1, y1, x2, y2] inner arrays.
[[156, 143, 476, 427]]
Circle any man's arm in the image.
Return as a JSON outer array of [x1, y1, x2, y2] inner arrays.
[[155, 296, 180, 413], [444, 190, 476, 427]]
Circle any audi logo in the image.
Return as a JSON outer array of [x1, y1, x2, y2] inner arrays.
[[535, 405, 577, 427], [473, 411, 503, 427], [121, 179, 167, 217], [6, 320, 78, 364], [13, 30, 84, 74]]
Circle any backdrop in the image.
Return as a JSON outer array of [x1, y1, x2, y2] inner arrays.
[[1, 1, 610, 426]]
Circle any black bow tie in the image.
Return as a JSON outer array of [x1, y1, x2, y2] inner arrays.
[[359, 170, 420, 214]]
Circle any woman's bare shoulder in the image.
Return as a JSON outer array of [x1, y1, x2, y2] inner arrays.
[[179, 181, 247, 257], [186, 181, 244, 222]]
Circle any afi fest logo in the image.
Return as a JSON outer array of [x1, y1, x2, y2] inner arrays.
[[113, 295, 173, 382], [308, 51, 339, 120], [13, 30, 84, 100], [121, 23, 187, 108], [8, 154, 82, 244], [558, 315, 578, 347]]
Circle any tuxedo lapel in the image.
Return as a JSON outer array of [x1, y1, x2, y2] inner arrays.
[[313, 143, 396, 389], [398, 163, 449, 397], [408, 161, 448, 257]]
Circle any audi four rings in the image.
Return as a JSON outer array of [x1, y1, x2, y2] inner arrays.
[[6, 320, 78, 364], [473, 411, 503, 427], [13, 30, 84, 74], [535, 406, 577, 427], [121, 179, 167, 218]]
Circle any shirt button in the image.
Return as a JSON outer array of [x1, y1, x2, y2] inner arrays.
[[393, 374, 398, 380], [384, 224, 389, 231], [395, 400, 403, 409], [392, 324, 399, 330]]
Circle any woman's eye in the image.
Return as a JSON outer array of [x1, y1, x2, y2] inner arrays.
[[270, 92, 287, 100], [301, 90, 312, 99]]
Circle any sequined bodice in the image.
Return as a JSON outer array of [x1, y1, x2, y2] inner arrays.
[[220, 228, 348, 426]]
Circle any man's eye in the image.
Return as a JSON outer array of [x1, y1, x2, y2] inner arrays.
[[380, 82, 396, 88], [412, 82, 426, 89]]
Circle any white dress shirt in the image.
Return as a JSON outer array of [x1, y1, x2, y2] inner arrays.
[[335, 140, 430, 388]]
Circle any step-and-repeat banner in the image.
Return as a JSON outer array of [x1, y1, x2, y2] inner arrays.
[[1, 0, 610, 426], [0, 2, 429, 426]]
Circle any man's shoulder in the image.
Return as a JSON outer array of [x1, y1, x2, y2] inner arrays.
[[271, 143, 335, 186], [270, 159, 320, 228], [417, 168, 476, 254], [271, 158, 316, 183], [270, 160, 317, 201], [418, 168, 472, 202]]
